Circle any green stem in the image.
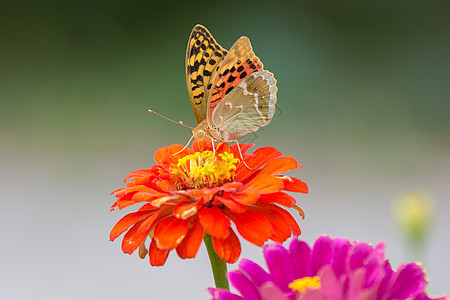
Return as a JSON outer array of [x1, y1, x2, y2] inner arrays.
[[204, 233, 230, 290]]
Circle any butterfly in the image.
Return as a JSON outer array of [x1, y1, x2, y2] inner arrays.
[[186, 25, 277, 143]]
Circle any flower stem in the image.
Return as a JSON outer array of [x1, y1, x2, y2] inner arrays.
[[204, 234, 230, 290]]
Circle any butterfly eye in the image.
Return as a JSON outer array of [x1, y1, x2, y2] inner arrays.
[[197, 129, 205, 138]]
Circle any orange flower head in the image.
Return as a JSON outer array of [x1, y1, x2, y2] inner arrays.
[[110, 140, 308, 266]]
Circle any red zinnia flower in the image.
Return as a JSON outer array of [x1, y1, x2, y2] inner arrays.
[[110, 140, 308, 266]]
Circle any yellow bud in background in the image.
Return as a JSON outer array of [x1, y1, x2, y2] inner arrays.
[[392, 189, 435, 262], [392, 189, 434, 241]]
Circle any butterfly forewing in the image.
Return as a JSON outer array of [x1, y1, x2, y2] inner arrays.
[[211, 71, 277, 139], [186, 25, 228, 123], [208, 37, 263, 121]]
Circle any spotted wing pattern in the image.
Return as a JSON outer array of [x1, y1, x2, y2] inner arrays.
[[186, 25, 228, 123], [208, 37, 263, 119], [211, 71, 277, 140]]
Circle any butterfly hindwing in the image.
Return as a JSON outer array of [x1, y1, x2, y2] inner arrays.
[[186, 25, 228, 123], [208, 37, 263, 121], [211, 71, 277, 139]]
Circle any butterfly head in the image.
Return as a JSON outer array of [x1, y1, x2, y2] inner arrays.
[[193, 121, 224, 141], [192, 128, 205, 139]]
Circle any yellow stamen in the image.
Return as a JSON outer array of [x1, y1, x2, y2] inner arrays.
[[289, 276, 321, 293], [171, 150, 239, 188]]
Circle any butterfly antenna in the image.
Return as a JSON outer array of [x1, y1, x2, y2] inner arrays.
[[174, 135, 195, 155], [148, 109, 194, 130]]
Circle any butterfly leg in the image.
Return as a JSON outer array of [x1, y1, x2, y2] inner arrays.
[[211, 138, 216, 157], [174, 135, 194, 155], [225, 139, 255, 170]]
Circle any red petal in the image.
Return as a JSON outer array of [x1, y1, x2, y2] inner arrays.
[[258, 157, 299, 176], [121, 220, 148, 254], [212, 229, 241, 263], [192, 140, 214, 152], [173, 199, 204, 219], [111, 187, 125, 195], [123, 169, 153, 181], [282, 177, 308, 193], [228, 189, 259, 205], [115, 190, 135, 200], [112, 191, 138, 210], [216, 142, 230, 154], [258, 192, 297, 207], [226, 210, 273, 246], [220, 182, 243, 192], [132, 191, 167, 203], [243, 176, 283, 194], [149, 238, 170, 266], [292, 204, 305, 219], [126, 185, 161, 194], [156, 179, 178, 193], [176, 219, 204, 259], [137, 203, 157, 211], [235, 146, 282, 182], [114, 200, 136, 210], [154, 216, 189, 250], [267, 203, 302, 236], [125, 175, 156, 187], [250, 205, 292, 243], [198, 206, 231, 239], [154, 144, 189, 165], [137, 213, 159, 234], [215, 195, 247, 213], [110, 201, 120, 211], [110, 210, 156, 241], [138, 206, 172, 234], [196, 187, 219, 202], [229, 143, 254, 159]]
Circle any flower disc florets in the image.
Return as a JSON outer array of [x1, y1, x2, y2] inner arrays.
[[171, 150, 239, 189]]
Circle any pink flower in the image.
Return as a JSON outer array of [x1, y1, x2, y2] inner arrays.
[[209, 236, 447, 300]]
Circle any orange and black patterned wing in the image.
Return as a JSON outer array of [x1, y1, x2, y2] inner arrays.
[[207, 37, 263, 121], [186, 25, 228, 124]]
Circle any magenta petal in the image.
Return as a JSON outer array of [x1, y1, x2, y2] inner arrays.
[[332, 240, 351, 278], [376, 261, 395, 300], [239, 259, 271, 287], [259, 282, 290, 300], [386, 263, 427, 300], [317, 265, 343, 298], [414, 292, 449, 300], [228, 270, 262, 300], [264, 243, 295, 292], [364, 253, 386, 289], [208, 288, 244, 300], [349, 242, 374, 271], [332, 237, 352, 254], [347, 268, 371, 299], [300, 289, 325, 300], [311, 236, 333, 274], [289, 238, 311, 277]]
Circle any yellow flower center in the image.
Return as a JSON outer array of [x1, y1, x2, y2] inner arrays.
[[289, 276, 321, 293], [171, 150, 239, 188]]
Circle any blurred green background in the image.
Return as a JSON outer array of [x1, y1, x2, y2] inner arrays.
[[1, 1, 449, 299]]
